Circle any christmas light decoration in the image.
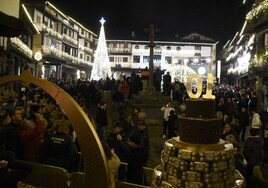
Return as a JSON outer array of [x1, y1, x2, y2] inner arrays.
[[90, 18, 111, 81]]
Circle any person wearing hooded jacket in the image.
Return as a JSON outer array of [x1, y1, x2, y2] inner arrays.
[[243, 128, 263, 185], [248, 156, 268, 188]]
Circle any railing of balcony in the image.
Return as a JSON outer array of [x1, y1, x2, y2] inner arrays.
[[62, 34, 78, 46], [78, 45, 93, 54], [250, 47, 268, 68], [42, 46, 92, 66], [10, 37, 33, 58]]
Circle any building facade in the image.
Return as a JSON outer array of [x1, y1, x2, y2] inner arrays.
[[107, 33, 218, 83], [1, 1, 219, 85], [222, 0, 268, 108], [0, 1, 96, 81]]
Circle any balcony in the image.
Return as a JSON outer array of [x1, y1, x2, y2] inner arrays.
[[108, 48, 131, 55], [245, 0, 268, 32], [62, 34, 78, 46], [40, 24, 64, 41], [9, 37, 33, 58], [78, 45, 93, 54], [42, 45, 80, 65]]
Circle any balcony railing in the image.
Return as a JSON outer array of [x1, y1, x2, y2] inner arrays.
[[42, 46, 92, 66], [10, 37, 33, 58], [250, 47, 268, 68], [62, 34, 78, 46], [78, 45, 93, 54], [246, 0, 268, 24]]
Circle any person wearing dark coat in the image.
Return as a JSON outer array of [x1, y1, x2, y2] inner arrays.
[[126, 120, 150, 185], [39, 122, 78, 172], [221, 122, 238, 141], [126, 133, 144, 185], [243, 128, 264, 184], [0, 108, 24, 159], [238, 106, 249, 142], [95, 101, 108, 141], [106, 121, 129, 181], [0, 151, 33, 188], [167, 110, 178, 139], [247, 156, 268, 188]]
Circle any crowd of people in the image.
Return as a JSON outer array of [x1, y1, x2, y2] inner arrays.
[[1, 73, 268, 187]]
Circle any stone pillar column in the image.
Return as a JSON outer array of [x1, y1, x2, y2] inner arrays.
[[37, 61, 43, 78], [57, 64, 62, 80]]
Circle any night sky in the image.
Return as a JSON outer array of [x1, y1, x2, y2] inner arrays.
[[48, 0, 249, 48]]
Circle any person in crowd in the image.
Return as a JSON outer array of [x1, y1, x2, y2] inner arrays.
[[230, 115, 241, 141], [0, 108, 24, 159], [216, 97, 225, 114], [127, 121, 150, 184], [141, 67, 149, 91], [121, 114, 135, 140], [153, 67, 162, 92], [130, 70, 138, 95], [19, 116, 46, 161], [38, 120, 78, 172], [171, 80, 183, 103], [160, 101, 175, 138], [224, 96, 238, 118], [95, 101, 108, 141], [119, 81, 130, 100], [102, 141, 121, 188], [243, 128, 263, 183], [237, 106, 249, 142], [259, 105, 268, 138], [167, 110, 178, 139], [0, 109, 11, 130], [247, 155, 268, 188], [216, 111, 225, 131], [221, 122, 238, 141], [162, 71, 171, 96], [226, 134, 247, 179], [250, 107, 262, 136], [126, 133, 144, 185], [263, 130, 268, 161], [0, 150, 33, 188], [248, 91, 258, 111], [106, 121, 129, 181]]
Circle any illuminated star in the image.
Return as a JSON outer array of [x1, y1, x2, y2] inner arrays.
[[40, 97, 48, 106], [46, 103, 55, 112], [34, 93, 40, 101], [100, 17, 105, 25]]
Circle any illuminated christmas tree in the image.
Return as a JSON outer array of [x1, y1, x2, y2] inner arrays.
[[90, 17, 111, 81]]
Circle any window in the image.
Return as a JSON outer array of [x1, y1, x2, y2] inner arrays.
[[143, 56, 149, 63], [123, 57, 128, 62], [63, 26, 67, 34], [195, 46, 201, 51], [133, 56, 140, 63], [123, 43, 128, 48], [165, 57, 172, 64], [113, 43, 117, 48], [109, 57, 114, 62], [44, 16, 48, 26], [166, 46, 171, 50], [80, 53, 83, 59], [36, 15, 41, 24]]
